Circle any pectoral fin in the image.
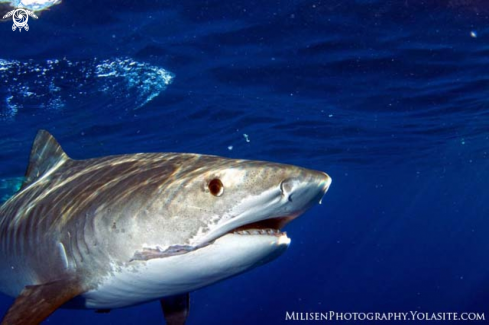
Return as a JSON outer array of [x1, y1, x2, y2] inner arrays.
[[1, 275, 84, 325], [160, 293, 190, 325]]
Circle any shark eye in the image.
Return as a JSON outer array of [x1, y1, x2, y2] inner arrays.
[[208, 178, 224, 197]]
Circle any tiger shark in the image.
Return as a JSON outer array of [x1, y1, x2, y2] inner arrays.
[[0, 130, 331, 325]]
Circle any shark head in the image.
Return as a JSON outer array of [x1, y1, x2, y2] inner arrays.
[[83, 155, 331, 308], [131, 155, 331, 253], [190, 160, 331, 246]]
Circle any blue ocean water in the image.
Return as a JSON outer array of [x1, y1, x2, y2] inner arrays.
[[1, 0, 489, 324]]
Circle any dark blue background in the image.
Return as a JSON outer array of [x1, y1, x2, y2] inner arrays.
[[1, 0, 489, 324]]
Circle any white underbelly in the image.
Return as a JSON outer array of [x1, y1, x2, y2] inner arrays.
[[81, 233, 290, 309]]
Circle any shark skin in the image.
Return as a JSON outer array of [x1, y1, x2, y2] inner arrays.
[[0, 130, 332, 325]]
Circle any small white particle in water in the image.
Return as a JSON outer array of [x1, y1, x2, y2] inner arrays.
[[328, 114, 333, 117], [461, 138, 465, 145], [470, 31, 477, 38], [243, 134, 250, 142], [228, 145, 233, 151]]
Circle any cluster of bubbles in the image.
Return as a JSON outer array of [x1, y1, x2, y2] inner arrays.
[[0, 57, 174, 119]]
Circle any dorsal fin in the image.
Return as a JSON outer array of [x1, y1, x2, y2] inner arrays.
[[21, 130, 70, 190]]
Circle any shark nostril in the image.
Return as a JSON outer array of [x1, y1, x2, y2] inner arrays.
[[279, 179, 291, 194], [280, 179, 294, 202]]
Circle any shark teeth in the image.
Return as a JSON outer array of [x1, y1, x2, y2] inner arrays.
[[233, 228, 283, 236]]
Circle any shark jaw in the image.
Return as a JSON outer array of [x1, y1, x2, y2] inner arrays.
[[82, 232, 292, 309]]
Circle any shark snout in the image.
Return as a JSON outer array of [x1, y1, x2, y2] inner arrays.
[[318, 172, 332, 204], [319, 171, 332, 195], [280, 170, 331, 205]]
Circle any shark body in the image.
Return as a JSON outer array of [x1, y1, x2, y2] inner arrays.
[[0, 130, 331, 324]]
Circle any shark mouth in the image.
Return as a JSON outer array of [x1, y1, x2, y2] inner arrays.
[[130, 217, 294, 262], [230, 216, 292, 237]]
